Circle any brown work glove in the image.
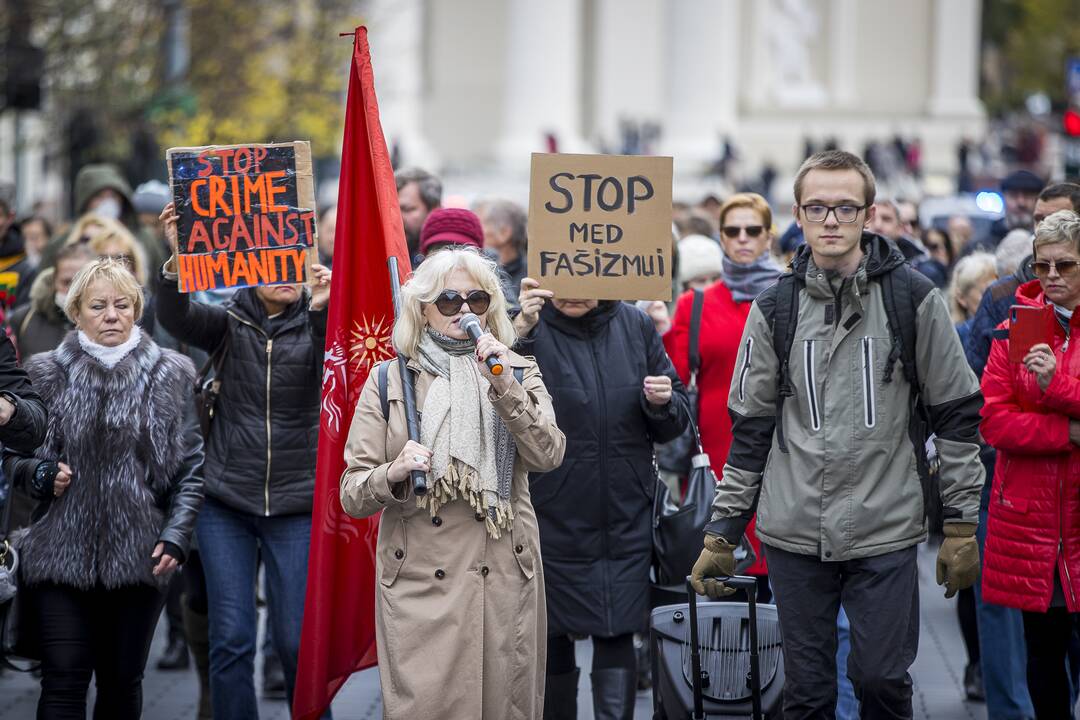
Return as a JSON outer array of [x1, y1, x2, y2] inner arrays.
[[936, 522, 980, 599], [690, 534, 737, 599]]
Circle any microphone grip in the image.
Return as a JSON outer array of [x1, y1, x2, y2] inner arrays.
[[485, 354, 504, 376]]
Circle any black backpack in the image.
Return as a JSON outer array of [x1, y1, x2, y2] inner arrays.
[[764, 263, 936, 513]]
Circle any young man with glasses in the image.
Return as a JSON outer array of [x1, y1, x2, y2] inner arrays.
[[691, 150, 985, 718]]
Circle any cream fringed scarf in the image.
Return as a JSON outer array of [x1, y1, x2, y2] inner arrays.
[[415, 329, 517, 538]]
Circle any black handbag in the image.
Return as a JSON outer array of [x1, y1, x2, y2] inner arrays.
[[194, 333, 229, 439], [0, 479, 40, 671], [655, 289, 704, 474], [651, 429, 756, 587]]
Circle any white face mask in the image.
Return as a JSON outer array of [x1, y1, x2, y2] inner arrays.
[[93, 197, 122, 220], [55, 291, 67, 311]]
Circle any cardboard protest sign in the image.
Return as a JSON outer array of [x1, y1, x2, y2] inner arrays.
[[527, 153, 673, 301], [167, 141, 317, 292]]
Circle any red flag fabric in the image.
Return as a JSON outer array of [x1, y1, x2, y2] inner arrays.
[[293, 26, 411, 720]]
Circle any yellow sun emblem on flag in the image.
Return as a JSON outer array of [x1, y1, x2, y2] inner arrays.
[[350, 315, 394, 367]]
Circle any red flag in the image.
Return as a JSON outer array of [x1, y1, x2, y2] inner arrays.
[[293, 26, 411, 720]]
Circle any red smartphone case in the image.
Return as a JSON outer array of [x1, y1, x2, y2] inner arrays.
[[1008, 305, 1056, 363]]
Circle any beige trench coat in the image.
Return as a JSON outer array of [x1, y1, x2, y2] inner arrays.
[[340, 351, 566, 720]]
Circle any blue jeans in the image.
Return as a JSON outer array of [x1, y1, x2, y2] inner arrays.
[[976, 474, 1035, 720], [197, 496, 317, 719], [836, 606, 858, 720]]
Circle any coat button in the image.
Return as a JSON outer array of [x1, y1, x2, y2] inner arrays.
[[475, 512, 484, 522], [481, 566, 489, 577], [435, 569, 445, 579], [515, 544, 524, 554], [825, 551, 833, 559], [394, 549, 404, 559], [432, 516, 442, 527]]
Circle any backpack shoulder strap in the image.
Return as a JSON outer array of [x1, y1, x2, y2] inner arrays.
[[378, 359, 391, 422], [761, 273, 800, 453], [880, 264, 934, 390], [687, 289, 705, 382], [514, 366, 524, 384]]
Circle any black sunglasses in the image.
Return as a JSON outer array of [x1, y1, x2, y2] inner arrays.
[[432, 289, 491, 317], [721, 225, 765, 239]]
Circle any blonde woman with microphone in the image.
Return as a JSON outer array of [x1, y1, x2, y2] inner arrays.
[[339, 247, 566, 719]]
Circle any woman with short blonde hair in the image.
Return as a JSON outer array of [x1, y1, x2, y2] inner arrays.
[[340, 247, 566, 719], [4, 256, 203, 719], [949, 252, 998, 324]]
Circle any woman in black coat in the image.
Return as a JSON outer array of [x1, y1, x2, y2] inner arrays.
[[515, 279, 689, 720]]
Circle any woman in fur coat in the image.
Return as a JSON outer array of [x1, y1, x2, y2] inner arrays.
[[3, 257, 204, 720]]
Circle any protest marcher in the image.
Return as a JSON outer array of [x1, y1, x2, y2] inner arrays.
[[944, 250, 997, 701], [997, 228, 1036, 278], [980, 210, 1080, 719], [0, 182, 36, 312], [419, 207, 484, 258], [157, 202, 331, 718], [870, 198, 948, 287], [4, 257, 204, 720], [339, 248, 565, 719], [950, 252, 998, 345], [922, 226, 955, 269], [395, 167, 442, 262], [691, 151, 984, 718], [666, 193, 782, 594], [514, 277, 690, 719], [674, 234, 723, 293], [968, 170, 1042, 254], [69, 164, 167, 273], [476, 198, 529, 309], [10, 243, 95, 361], [956, 182, 1080, 720], [966, 182, 1080, 376], [20, 215, 52, 271]]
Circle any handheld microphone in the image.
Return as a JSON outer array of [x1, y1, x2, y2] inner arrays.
[[460, 313, 504, 376]]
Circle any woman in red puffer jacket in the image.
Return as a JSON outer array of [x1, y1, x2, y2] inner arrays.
[[981, 209, 1080, 719]]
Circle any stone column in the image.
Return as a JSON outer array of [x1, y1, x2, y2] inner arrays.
[[828, 0, 857, 107], [927, 0, 983, 117], [591, 0, 665, 149], [497, 0, 586, 168], [661, 0, 740, 165], [366, 0, 438, 169]]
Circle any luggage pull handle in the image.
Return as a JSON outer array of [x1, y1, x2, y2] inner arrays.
[[685, 575, 763, 720]]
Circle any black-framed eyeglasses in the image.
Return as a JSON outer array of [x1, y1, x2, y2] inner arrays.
[[721, 225, 765, 239], [1032, 259, 1080, 279], [799, 204, 867, 224], [432, 289, 491, 317]]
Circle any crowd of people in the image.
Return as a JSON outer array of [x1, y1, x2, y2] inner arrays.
[[0, 144, 1079, 720]]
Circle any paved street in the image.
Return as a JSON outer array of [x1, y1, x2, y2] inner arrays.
[[0, 545, 994, 718]]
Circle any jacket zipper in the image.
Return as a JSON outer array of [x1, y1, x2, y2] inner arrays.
[[738, 337, 754, 402], [803, 339, 821, 431], [1061, 466, 1077, 608], [227, 310, 274, 517], [587, 325, 613, 636], [264, 338, 273, 517], [861, 337, 876, 429]]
